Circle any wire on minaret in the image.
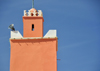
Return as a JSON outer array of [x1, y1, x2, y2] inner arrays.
[[32, 0, 34, 8]]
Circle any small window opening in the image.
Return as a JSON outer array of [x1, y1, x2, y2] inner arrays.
[[32, 24, 34, 31]]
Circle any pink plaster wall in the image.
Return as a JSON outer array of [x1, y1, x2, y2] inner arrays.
[[10, 38, 57, 71]]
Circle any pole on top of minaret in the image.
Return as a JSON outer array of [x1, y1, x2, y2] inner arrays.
[[32, 0, 34, 8]]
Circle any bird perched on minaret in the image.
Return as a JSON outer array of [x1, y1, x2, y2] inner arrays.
[[8, 24, 15, 31]]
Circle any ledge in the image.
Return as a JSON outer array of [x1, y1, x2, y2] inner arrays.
[[10, 37, 58, 40], [10, 37, 58, 51], [23, 16, 44, 22]]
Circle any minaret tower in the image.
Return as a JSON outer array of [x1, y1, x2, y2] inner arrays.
[[10, 1, 58, 71], [23, 0, 44, 37]]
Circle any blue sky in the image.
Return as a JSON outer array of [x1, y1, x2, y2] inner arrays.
[[0, 0, 100, 71]]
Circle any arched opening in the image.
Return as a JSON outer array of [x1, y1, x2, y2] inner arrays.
[[31, 13, 33, 16]]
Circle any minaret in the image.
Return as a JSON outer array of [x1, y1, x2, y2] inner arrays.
[[23, 0, 44, 37], [10, 1, 58, 71]]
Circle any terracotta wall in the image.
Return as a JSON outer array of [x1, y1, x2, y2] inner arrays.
[[10, 39, 57, 71], [23, 17, 44, 37]]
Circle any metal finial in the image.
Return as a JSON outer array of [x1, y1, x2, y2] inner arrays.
[[32, 0, 34, 8]]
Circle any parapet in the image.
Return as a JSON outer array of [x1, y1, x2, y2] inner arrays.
[[11, 31, 23, 38], [44, 30, 57, 37], [24, 8, 43, 17], [10, 30, 57, 39]]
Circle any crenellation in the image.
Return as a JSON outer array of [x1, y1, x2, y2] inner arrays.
[[24, 10, 27, 16], [24, 9, 43, 17], [28, 10, 31, 16], [38, 10, 43, 16], [33, 10, 36, 16]]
